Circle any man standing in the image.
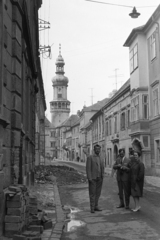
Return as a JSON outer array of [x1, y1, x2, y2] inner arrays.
[[113, 149, 130, 209], [86, 144, 104, 213]]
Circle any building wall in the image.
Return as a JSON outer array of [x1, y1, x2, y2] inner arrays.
[[51, 110, 70, 128], [147, 20, 160, 176], [71, 124, 80, 161], [104, 85, 131, 169], [0, 0, 45, 236]]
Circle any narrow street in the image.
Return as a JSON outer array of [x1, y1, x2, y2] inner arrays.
[[55, 161, 160, 240]]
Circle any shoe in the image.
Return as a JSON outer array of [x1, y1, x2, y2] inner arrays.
[[94, 207, 102, 211], [125, 206, 130, 210], [91, 209, 95, 213], [131, 206, 141, 212], [131, 208, 139, 212], [116, 204, 125, 208]]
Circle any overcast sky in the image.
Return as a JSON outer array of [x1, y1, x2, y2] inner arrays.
[[39, 0, 160, 121]]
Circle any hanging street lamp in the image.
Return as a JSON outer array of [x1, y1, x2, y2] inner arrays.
[[85, 0, 156, 19]]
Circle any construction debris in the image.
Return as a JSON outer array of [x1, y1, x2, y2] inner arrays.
[[4, 184, 53, 239], [35, 165, 87, 185]]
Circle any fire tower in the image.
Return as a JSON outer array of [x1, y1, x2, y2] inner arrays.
[[50, 45, 70, 126]]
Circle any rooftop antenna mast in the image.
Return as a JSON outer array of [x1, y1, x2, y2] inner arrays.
[[89, 88, 94, 105], [109, 69, 123, 90]]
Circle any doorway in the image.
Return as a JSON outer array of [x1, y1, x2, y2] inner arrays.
[[114, 145, 118, 162]]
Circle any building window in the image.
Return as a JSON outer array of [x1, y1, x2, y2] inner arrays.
[[109, 119, 112, 135], [131, 96, 139, 122], [51, 141, 55, 148], [127, 109, 130, 128], [51, 131, 56, 137], [58, 94, 62, 98], [106, 121, 109, 136], [130, 44, 138, 73], [120, 112, 125, 130], [102, 117, 104, 135], [142, 95, 149, 119], [153, 88, 159, 116], [150, 31, 156, 61], [143, 136, 149, 148], [155, 139, 160, 162], [114, 115, 117, 133], [58, 87, 62, 98]]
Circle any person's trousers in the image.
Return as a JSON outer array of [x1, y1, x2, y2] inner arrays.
[[88, 177, 103, 210], [118, 180, 130, 206]]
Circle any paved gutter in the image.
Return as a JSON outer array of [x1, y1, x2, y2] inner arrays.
[[41, 183, 65, 240]]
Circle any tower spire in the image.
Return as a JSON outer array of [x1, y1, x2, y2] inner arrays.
[[59, 43, 61, 55]]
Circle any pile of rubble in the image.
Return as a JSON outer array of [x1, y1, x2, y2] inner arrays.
[[35, 165, 87, 185], [5, 184, 53, 239]]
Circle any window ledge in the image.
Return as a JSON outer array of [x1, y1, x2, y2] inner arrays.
[[150, 79, 159, 88]]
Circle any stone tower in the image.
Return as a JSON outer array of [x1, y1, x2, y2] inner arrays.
[[50, 45, 70, 126]]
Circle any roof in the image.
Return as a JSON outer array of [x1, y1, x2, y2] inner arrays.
[[71, 117, 81, 128], [82, 121, 92, 130], [45, 117, 54, 128], [124, 4, 160, 47], [56, 114, 79, 128], [78, 98, 109, 117], [102, 79, 130, 111]]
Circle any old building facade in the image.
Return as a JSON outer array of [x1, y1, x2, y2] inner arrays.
[[56, 115, 79, 160], [103, 80, 131, 170], [124, 5, 160, 176], [0, 0, 46, 236], [44, 117, 55, 163], [78, 99, 109, 162]]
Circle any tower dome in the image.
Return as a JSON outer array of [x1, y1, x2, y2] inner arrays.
[[51, 44, 68, 86]]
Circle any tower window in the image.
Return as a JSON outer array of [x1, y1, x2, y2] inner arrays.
[[58, 94, 62, 98], [58, 87, 62, 98]]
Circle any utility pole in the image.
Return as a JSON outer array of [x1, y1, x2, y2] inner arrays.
[[89, 88, 94, 105], [109, 68, 123, 90]]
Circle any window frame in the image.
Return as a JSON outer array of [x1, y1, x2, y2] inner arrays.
[[152, 87, 159, 117], [142, 94, 149, 119], [114, 115, 117, 133], [120, 111, 125, 131], [155, 138, 160, 163], [150, 31, 156, 61], [131, 96, 139, 122], [106, 121, 109, 136], [50, 141, 55, 148], [130, 44, 138, 74]]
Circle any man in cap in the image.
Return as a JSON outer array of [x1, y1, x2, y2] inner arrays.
[[86, 144, 105, 213]]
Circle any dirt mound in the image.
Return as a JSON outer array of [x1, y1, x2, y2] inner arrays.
[[35, 165, 87, 186]]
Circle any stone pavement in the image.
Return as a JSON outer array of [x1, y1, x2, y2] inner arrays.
[[35, 160, 160, 240], [41, 164, 160, 240], [40, 184, 65, 240]]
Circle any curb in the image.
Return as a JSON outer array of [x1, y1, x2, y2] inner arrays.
[[41, 183, 65, 240]]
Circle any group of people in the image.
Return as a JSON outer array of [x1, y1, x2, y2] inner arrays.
[[86, 145, 145, 213]]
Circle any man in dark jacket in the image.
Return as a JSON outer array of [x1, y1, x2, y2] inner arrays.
[[86, 144, 105, 213], [113, 149, 130, 209]]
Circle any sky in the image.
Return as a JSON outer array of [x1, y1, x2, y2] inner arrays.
[[39, 0, 160, 121]]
